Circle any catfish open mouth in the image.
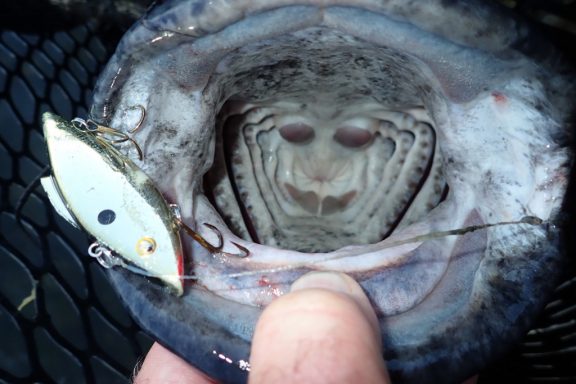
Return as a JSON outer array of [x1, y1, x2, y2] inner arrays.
[[88, 1, 573, 383]]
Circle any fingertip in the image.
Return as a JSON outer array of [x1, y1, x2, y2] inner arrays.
[[290, 271, 381, 338], [249, 273, 390, 384], [134, 343, 216, 384]]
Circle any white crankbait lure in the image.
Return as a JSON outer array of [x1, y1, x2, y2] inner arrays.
[[41, 113, 191, 295], [40, 112, 249, 295], [40, 112, 186, 295]]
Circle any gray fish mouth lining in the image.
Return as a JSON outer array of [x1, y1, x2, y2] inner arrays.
[[93, 2, 571, 383]]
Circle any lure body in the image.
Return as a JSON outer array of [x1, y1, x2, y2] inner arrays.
[[40, 112, 184, 295]]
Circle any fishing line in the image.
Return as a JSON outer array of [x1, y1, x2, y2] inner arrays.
[[216, 215, 547, 280], [106, 215, 549, 293]]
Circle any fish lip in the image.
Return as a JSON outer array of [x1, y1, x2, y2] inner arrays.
[[94, 1, 572, 383]]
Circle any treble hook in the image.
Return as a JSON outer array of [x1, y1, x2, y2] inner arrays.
[[71, 105, 146, 160], [88, 242, 123, 268], [203, 223, 251, 258], [177, 219, 250, 258], [126, 105, 146, 134]]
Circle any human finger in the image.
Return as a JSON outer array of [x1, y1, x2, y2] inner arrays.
[[249, 272, 390, 384], [133, 342, 217, 384]]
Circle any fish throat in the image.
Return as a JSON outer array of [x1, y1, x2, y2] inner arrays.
[[204, 28, 446, 252]]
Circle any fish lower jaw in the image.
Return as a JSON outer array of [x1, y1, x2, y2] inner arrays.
[[182, 188, 474, 315]]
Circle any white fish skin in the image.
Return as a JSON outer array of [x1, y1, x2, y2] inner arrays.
[[41, 112, 184, 295]]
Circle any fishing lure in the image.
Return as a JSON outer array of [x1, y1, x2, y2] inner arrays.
[[40, 112, 247, 296]]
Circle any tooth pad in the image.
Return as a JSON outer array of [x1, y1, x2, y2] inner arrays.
[[0, 25, 152, 383], [0, 12, 575, 384]]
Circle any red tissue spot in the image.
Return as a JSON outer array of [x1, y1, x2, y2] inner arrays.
[[258, 275, 282, 298], [258, 276, 270, 287], [492, 91, 507, 104]]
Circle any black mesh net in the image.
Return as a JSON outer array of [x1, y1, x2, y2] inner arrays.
[[0, 20, 153, 384], [0, 1, 574, 383]]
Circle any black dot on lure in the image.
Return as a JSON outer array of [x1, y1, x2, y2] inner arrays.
[[98, 209, 116, 225]]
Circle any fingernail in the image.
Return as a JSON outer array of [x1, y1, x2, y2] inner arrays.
[[290, 271, 355, 294], [290, 272, 381, 337]]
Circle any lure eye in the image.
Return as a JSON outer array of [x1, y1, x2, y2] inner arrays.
[[98, 209, 116, 225], [136, 237, 157, 256]]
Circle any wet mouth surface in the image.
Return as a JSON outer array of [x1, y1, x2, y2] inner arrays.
[[90, 1, 573, 383]]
